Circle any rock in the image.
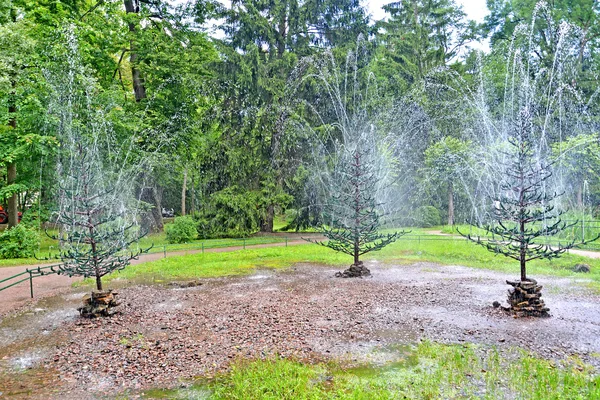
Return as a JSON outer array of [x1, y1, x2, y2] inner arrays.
[[572, 263, 591, 273], [492, 301, 501, 308], [335, 262, 371, 278], [78, 290, 120, 318]]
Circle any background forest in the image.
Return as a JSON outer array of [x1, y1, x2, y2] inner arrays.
[[1, 0, 599, 247]]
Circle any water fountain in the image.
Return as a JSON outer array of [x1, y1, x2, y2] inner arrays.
[[44, 27, 151, 316]]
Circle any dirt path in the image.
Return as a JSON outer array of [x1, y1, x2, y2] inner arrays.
[[0, 240, 311, 316], [425, 230, 600, 259], [0, 262, 598, 399]]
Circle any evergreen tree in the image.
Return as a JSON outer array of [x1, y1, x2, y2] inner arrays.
[[461, 108, 578, 282], [307, 147, 407, 277]]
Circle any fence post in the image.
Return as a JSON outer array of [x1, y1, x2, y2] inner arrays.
[[285, 237, 288, 247], [29, 270, 34, 298], [243, 239, 246, 249], [164, 245, 167, 258], [202, 242, 204, 253]]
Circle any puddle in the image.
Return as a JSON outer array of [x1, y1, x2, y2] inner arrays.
[[343, 344, 419, 378], [141, 384, 211, 399], [248, 274, 271, 280], [8, 348, 50, 371], [0, 294, 78, 348]]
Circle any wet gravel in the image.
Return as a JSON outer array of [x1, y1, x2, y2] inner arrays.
[[1, 262, 599, 398]]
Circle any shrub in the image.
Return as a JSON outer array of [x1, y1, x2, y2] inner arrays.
[[165, 216, 198, 244], [0, 224, 39, 259], [416, 206, 441, 228], [195, 188, 262, 238]]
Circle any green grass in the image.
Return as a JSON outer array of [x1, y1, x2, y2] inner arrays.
[[142, 341, 600, 399], [441, 223, 600, 250], [0, 229, 303, 268], [109, 235, 600, 292], [107, 244, 350, 283]]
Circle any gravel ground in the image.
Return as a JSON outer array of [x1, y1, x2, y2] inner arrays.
[[0, 261, 599, 399]]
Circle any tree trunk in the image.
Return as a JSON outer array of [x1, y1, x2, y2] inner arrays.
[[123, 0, 146, 102], [447, 181, 454, 226], [181, 165, 187, 216], [140, 185, 164, 233], [190, 170, 196, 214], [7, 163, 18, 227], [260, 204, 274, 233], [7, 78, 18, 228]]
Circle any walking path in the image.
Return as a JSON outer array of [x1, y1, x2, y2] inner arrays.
[[0, 239, 310, 316]]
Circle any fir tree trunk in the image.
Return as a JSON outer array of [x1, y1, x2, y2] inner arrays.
[[447, 181, 454, 226], [181, 166, 187, 216], [260, 204, 274, 233], [96, 275, 103, 291]]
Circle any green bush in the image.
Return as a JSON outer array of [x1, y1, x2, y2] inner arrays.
[[416, 206, 441, 228], [165, 216, 198, 244], [0, 224, 39, 259], [195, 187, 262, 238]]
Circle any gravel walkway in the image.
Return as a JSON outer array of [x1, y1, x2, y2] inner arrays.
[[0, 262, 598, 399]]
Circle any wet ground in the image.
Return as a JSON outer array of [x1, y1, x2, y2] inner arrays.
[[0, 239, 317, 315], [0, 262, 599, 399]]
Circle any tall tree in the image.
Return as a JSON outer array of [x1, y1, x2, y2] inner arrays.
[[485, 0, 600, 87], [373, 0, 479, 89], [208, 0, 370, 233], [0, 1, 60, 227]]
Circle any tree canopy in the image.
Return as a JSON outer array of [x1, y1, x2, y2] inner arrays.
[[0, 0, 598, 242]]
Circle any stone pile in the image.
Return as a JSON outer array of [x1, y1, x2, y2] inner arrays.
[[78, 290, 119, 318], [505, 279, 549, 317], [335, 262, 371, 278]]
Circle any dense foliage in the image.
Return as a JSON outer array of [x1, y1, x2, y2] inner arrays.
[[166, 216, 198, 244], [0, 0, 599, 247]]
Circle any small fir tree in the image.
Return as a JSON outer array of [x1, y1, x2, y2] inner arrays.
[[307, 148, 407, 277], [460, 108, 595, 315], [51, 143, 148, 293]]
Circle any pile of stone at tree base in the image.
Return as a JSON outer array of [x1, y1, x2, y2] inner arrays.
[[78, 290, 120, 318], [504, 279, 549, 317], [335, 262, 371, 278]]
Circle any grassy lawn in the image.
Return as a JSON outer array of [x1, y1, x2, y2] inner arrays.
[[440, 223, 600, 251], [142, 341, 600, 399], [0, 229, 309, 268], [108, 244, 349, 283], [107, 235, 600, 292]]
